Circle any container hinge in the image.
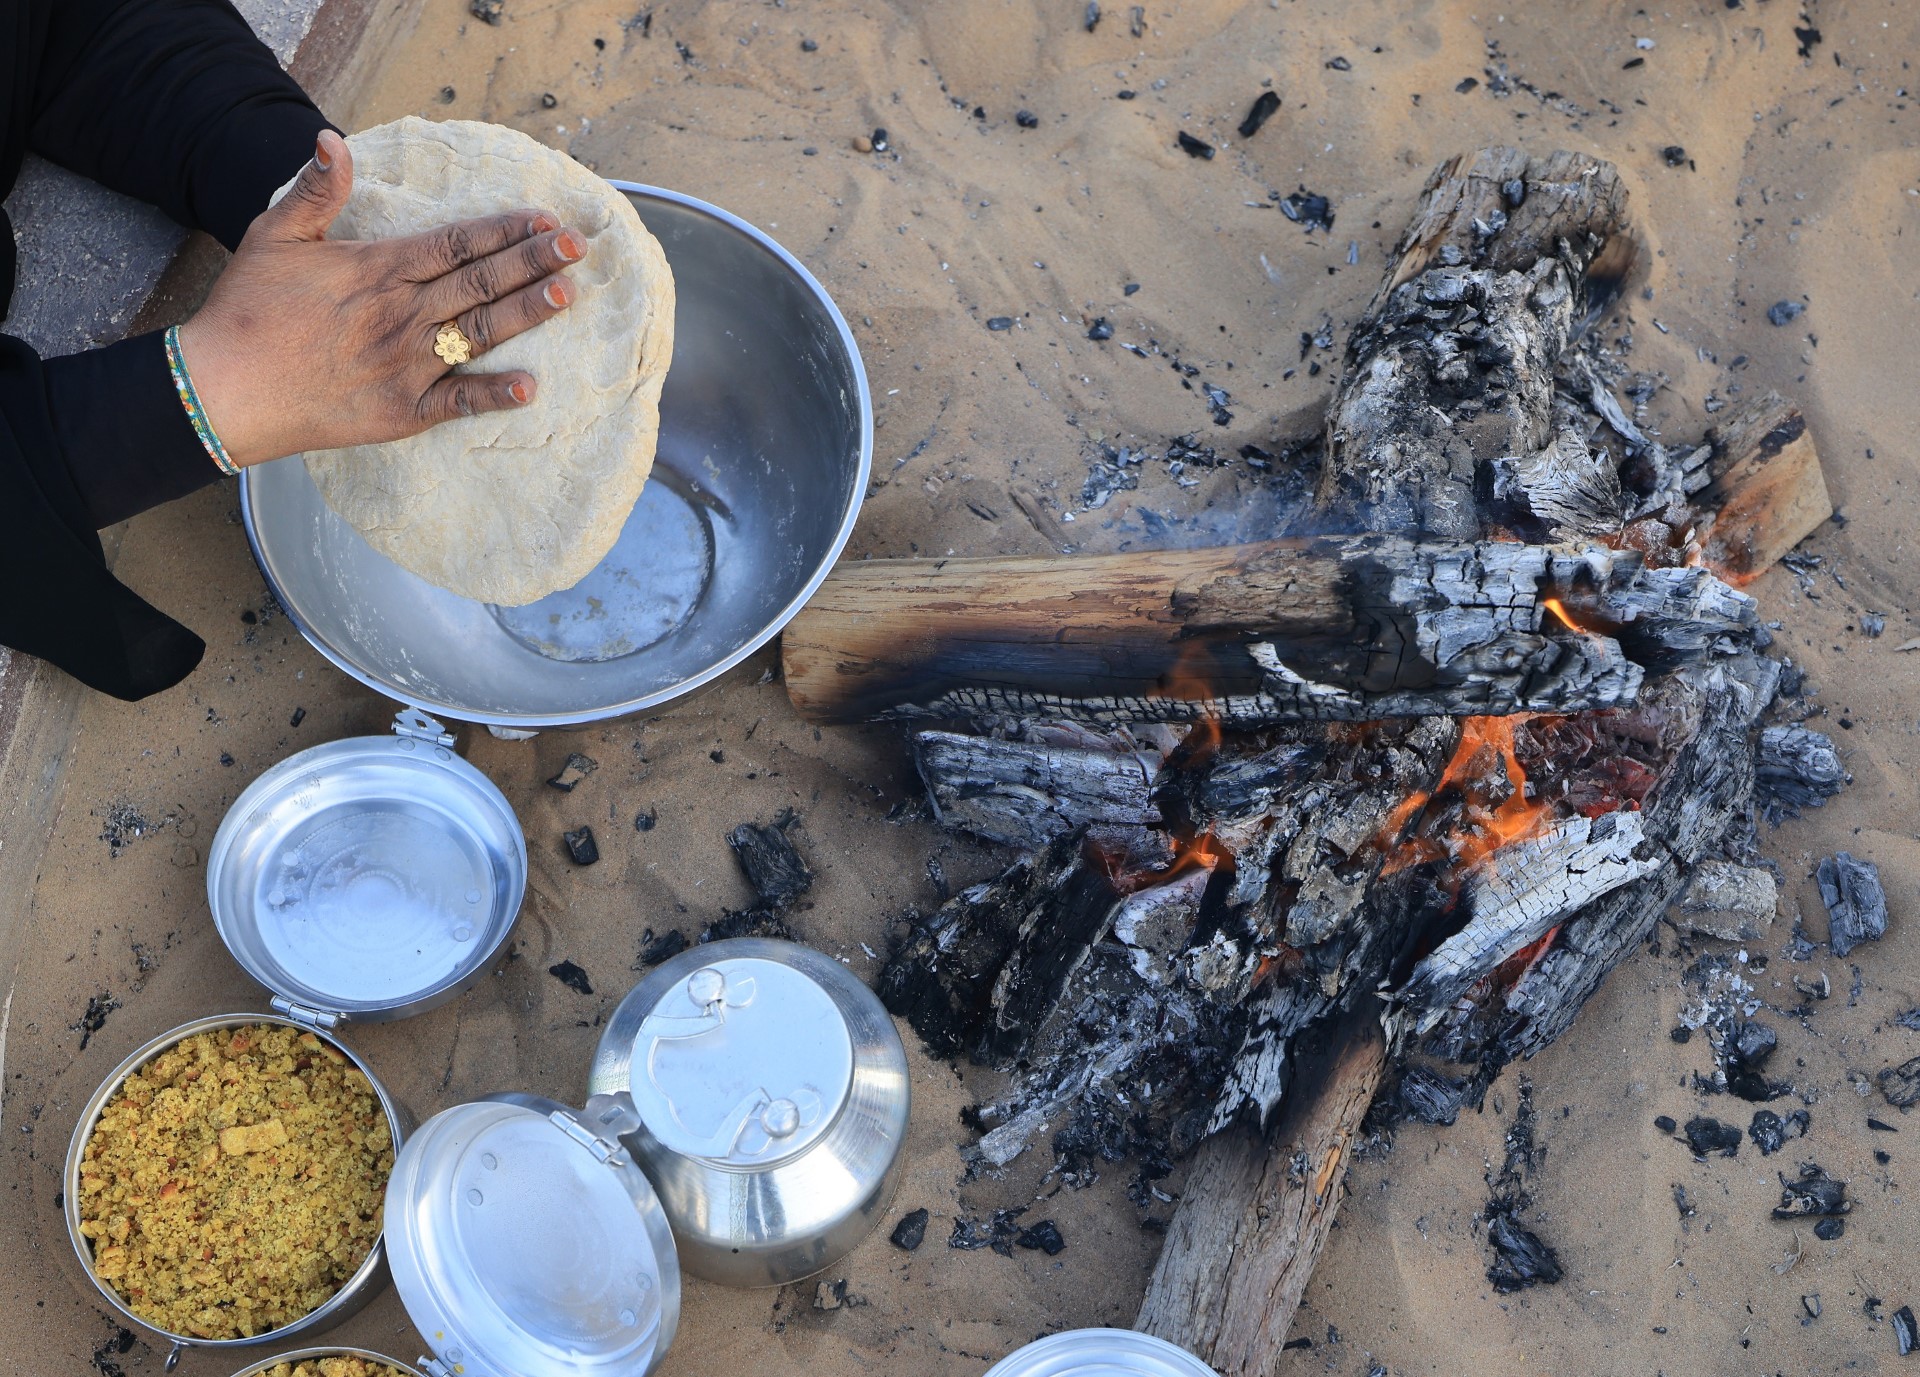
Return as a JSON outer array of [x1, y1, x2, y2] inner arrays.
[[549, 1109, 631, 1168], [393, 707, 457, 748], [270, 995, 342, 1031], [417, 1358, 455, 1377]]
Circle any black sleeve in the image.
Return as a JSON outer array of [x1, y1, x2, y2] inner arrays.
[[30, 0, 332, 251]]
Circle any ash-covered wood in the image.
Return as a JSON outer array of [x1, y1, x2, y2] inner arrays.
[[1880, 1056, 1920, 1110], [783, 535, 1752, 727], [913, 728, 1163, 850], [1669, 859, 1777, 942], [1755, 724, 1848, 816], [727, 821, 814, 907], [1817, 852, 1888, 958], [1696, 393, 1833, 584]]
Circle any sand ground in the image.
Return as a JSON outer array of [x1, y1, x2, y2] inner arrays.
[[4, 1, 1919, 1374]]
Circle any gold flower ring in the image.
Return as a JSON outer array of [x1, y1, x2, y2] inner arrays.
[[433, 322, 474, 366]]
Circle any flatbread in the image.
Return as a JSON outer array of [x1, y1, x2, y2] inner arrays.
[[294, 117, 674, 606]]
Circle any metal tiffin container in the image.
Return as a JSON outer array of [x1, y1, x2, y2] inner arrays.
[[63, 710, 525, 1367], [226, 1348, 425, 1376], [586, 937, 911, 1286], [981, 1329, 1220, 1376]]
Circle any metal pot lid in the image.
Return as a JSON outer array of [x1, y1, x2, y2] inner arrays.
[[385, 1093, 680, 1377], [981, 1330, 1218, 1377], [625, 952, 855, 1168], [206, 710, 526, 1024]]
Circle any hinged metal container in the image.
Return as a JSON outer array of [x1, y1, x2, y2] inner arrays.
[[588, 938, 910, 1287], [64, 710, 530, 1368], [227, 1347, 425, 1376], [982, 1329, 1219, 1376]]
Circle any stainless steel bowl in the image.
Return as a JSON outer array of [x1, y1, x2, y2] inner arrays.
[[64, 1015, 408, 1366], [241, 183, 872, 729], [982, 1329, 1219, 1376], [587, 939, 910, 1287], [227, 1347, 424, 1376]]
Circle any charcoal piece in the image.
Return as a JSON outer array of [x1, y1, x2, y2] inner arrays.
[[800, 37, 817, 50], [563, 826, 599, 865], [1803, 1294, 1821, 1319], [1128, 4, 1144, 37], [634, 809, 658, 832], [949, 1208, 1025, 1255], [72, 992, 119, 1052], [986, 316, 1014, 331], [871, 127, 890, 152], [1278, 187, 1334, 231], [1237, 90, 1282, 138], [1767, 300, 1806, 327], [727, 822, 814, 907], [1654, 1114, 1678, 1134], [1086, 317, 1114, 341], [1899, 1008, 1920, 1031], [1731, 1019, 1778, 1067], [1869, 1298, 1888, 1322], [289, 706, 306, 728], [1684, 1116, 1742, 1157], [1863, 612, 1887, 637], [547, 752, 598, 791], [1672, 1184, 1696, 1218], [1726, 1019, 1789, 1101], [1484, 1213, 1563, 1292], [1324, 55, 1351, 71], [1896, 1306, 1918, 1356], [1877, 1149, 1893, 1165], [1396, 1066, 1469, 1125], [1773, 1162, 1850, 1218], [639, 929, 688, 966], [1749, 1108, 1810, 1156], [1084, 1, 1100, 31], [1015, 110, 1039, 128], [1756, 725, 1847, 813], [700, 908, 795, 944], [1176, 131, 1215, 159], [1817, 853, 1888, 957], [548, 960, 594, 995], [1660, 145, 1688, 167], [1814, 1216, 1845, 1241], [1016, 1219, 1066, 1255], [1869, 1117, 1898, 1133], [1880, 1056, 1920, 1109], [469, 0, 503, 22], [890, 1208, 929, 1250]]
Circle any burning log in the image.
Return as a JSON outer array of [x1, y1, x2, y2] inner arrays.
[[912, 725, 1167, 851], [782, 536, 1753, 727]]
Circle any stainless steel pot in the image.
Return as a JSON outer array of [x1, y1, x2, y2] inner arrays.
[[64, 1014, 409, 1370], [981, 1329, 1219, 1376], [240, 183, 873, 729], [226, 1347, 424, 1376], [587, 939, 910, 1287]]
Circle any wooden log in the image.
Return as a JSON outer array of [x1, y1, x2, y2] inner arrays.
[[1695, 392, 1833, 585], [1137, 1006, 1388, 1373], [782, 536, 1753, 727], [912, 729, 1164, 850]]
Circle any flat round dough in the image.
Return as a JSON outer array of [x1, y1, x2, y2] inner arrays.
[[296, 117, 674, 606]]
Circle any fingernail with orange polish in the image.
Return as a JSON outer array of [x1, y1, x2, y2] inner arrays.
[[557, 230, 586, 261], [508, 379, 530, 405], [544, 279, 572, 309]]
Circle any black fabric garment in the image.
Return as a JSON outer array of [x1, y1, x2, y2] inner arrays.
[[2, 0, 328, 699]]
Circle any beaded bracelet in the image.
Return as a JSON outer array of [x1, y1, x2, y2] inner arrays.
[[163, 325, 239, 477]]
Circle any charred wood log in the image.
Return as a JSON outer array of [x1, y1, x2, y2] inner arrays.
[[1817, 852, 1888, 958], [912, 728, 1164, 850], [1697, 393, 1833, 585], [782, 536, 1753, 727], [1755, 724, 1847, 816]]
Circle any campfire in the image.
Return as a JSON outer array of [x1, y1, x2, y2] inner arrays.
[[782, 146, 1841, 1376]]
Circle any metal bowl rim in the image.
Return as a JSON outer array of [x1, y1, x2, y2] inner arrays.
[[63, 1012, 406, 1352], [223, 1345, 424, 1377], [204, 733, 528, 1019], [239, 180, 874, 728]]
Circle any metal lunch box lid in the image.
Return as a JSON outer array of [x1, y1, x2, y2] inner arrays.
[[226, 1347, 425, 1376], [384, 1093, 681, 1377], [206, 709, 527, 1026], [625, 951, 856, 1167], [981, 1329, 1219, 1377]]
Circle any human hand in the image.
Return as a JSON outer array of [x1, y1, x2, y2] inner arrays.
[[175, 129, 584, 467]]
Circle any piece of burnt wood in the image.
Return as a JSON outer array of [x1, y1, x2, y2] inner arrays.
[[1816, 852, 1888, 958], [1755, 723, 1848, 815], [913, 728, 1164, 850], [1880, 1056, 1920, 1109], [1695, 392, 1833, 585], [782, 536, 1753, 727], [1315, 148, 1633, 542], [727, 821, 814, 907], [1137, 1006, 1387, 1373]]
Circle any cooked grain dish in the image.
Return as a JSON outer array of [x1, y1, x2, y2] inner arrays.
[[77, 1023, 393, 1339], [260, 1358, 414, 1377]]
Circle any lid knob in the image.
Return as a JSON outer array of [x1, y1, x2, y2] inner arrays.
[[761, 1098, 802, 1138], [685, 966, 727, 1008]]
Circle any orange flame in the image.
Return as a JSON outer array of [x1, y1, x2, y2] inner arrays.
[[1379, 716, 1555, 876], [1541, 597, 1594, 636]]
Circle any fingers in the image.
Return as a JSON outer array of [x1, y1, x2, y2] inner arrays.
[[405, 211, 573, 287], [425, 225, 586, 319], [451, 274, 574, 359], [415, 370, 537, 428], [259, 131, 353, 243]]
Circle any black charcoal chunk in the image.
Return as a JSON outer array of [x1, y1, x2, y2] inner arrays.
[[890, 1207, 929, 1251], [1818, 852, 1888, 957], [1869, 1117, 1899, 1133], [949, 1208, 1026, 1255], [1895, 1305, 1918, 1356], [1756, 725, 1848, 812], [1084, 1, 1100, 31], [563, 826, 599, 865], [1661, 145, 1688, 166], [1863, 612, 1887, 637], [1278, 187, 1335, 231], [1768, 300, 1806, 327], [1749, 1108, 1811, 1156], [547, 752, 599, 791], [639, 929, 688, 966], [548, 960, 593, 995], [1397, 1066, 1470, 1126], [1086, 317, 1114, 340], [1484, 1213, 1563, 1292], [1015, 1219, 1066, 1255], [800, 37, 817, 51], [1773, 1162, 1850, 1218], [871, 127, 890, 151], [699, 908, 796, 944], [1731, 1019, 1778, 1067], [1128, 4, 1144, 38], [1898, 1008, 1920, 1031], [1238, 90, 1282, 138], [289, 706, 306, 728], [634, 809, 658, 832], [1803, 1294, 1822, 1319], [1015, 110, 1039, 128], [1881, 1056, 1920, 1109], [1727, 1020, 1790, 1101], [1654, 1114, 1678, 1134], [1684, 1116, 1742, 1157], [986, 316, 1014, 331], [1324, 55, 1351, 71], [727, 821, 814, 907], [1176, 131, 1215, 159], [1814, 1216, 1846, 1241], [469, 0, 503, 22], [1673, 1184, 1696, 1218]]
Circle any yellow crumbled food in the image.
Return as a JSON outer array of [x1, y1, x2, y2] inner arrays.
[[259, 1358, 414, 1377], [78, 1023, 394, 1340]]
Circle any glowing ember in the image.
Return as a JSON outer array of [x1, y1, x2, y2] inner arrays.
[[1380, 716, 1556, 876]]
